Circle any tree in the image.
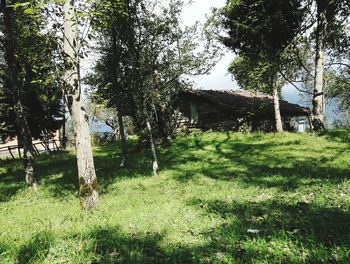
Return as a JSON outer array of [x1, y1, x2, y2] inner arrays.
[[0, 26, 63, 142], [86, 0, 134, 167], [282, 0, 350, 130], [229, 56, 286, 131], [1, 0, 36, 187], [0, 0, 62, 187], [87, 0, 220, 174], [89, 102, 121, 141], [328, 63, 350, 113], [309, 0, 349, 128], [220, 0, 306, 132], [63, 0, 98, 209]]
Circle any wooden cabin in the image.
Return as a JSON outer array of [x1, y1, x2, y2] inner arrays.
[[176, 89, 311, 132]]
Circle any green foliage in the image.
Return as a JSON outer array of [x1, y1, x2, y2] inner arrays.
[[327, 65, 350, 111], [91, 132, 115, 146], [86, 0, 221, 141], [0, 0, 63, 140], [321, 0, 350, 54], [1, 131, 350, 262], [229, 56, 272, 92], [219, 0, 306, 99], [220, 0, 305, 60]]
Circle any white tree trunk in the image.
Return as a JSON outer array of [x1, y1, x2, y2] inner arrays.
[[272, 81, 283, 132], [312, 1, 327, 129], [63, 0, 98, 209], [146, 120, 159, 176], [118, 113, 128, 167]]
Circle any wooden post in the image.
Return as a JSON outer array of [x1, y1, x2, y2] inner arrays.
[[33, 144, 40, 156], [40, 142, 46, 153], [17, 146, 22, 159], [53, 140, 59, 151], [8, 147, 15, 159]]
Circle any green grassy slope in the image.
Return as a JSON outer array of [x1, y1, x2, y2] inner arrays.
[[1, 130, 350, 263]]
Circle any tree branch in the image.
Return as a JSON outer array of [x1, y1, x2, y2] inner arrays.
[[279, 69, 313, 95], [327, 62, 350, 70]]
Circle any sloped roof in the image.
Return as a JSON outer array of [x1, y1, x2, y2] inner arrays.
[[179, 89, 310, 117]]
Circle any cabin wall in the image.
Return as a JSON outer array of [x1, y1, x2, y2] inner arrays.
[[177, 97, 305, 132], [289, 116, 310, 132], [177, 98, 242, 130]]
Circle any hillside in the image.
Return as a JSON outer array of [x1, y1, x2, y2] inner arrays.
[[1, 131, 350, 263]]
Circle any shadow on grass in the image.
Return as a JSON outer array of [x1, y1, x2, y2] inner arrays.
[[0, 152, 77, 202], [17, 230, 55, 264], [93, 151, 154, 194], [2, 131, 350, 199], [0, 139, 159, 200], [35, 152, 79, 197], [0, 152, 78, 201], [83, 227, 175, 263], [324, 129, 350, 145], [162, 133, 350, 191], [36, 147, 155, 197], [31, 200, 350, 264], [0, 159, 27, 202], [186, 198, 350, 263]]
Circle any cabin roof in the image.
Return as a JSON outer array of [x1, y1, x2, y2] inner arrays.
[[179, 89, 311, 117]]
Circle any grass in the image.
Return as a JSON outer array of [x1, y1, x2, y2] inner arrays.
[[1, 130, 350, 263]]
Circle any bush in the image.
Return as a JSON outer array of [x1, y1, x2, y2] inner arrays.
[[91, 132, 115, 146]]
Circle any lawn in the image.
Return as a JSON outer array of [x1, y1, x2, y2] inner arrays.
[[1, 130, 350, 263]]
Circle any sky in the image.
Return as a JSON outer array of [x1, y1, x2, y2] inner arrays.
[[182, 0, 238, 91]]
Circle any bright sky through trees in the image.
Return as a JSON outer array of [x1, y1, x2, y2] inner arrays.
[[182, 0, 237, 91]]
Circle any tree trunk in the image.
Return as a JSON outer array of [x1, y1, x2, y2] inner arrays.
[[312, 1, 328, 130], [2, 0, 37, 188], [23, 146, 35, 187], [110, 22, 128, 167], [63, 0, 98, 209], [157, 106, 170, 143], [118, 112, 128, 167], [61, 95, 67, 149], [272, 79, 283, 132], [17, 110, 37, 188], [146, 119, 159, 176], [43, 131, 52, 155]]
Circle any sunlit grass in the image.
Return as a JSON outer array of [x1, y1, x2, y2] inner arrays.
[[1, 130, 350, 263]]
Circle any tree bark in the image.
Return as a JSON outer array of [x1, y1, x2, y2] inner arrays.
[[61, 94, 67, 149], [272, 78, 283, 132], [118, 113, 128, 167], [63, 0, 98, 209], [17, 112, 37, 188], [146, 119, 159, 176], [110, 20, 129, 167], [23, 146, 35, 187], [2, 0, 37, 188], [43, 130, 52, 155], [312, 0, 328, 130]]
